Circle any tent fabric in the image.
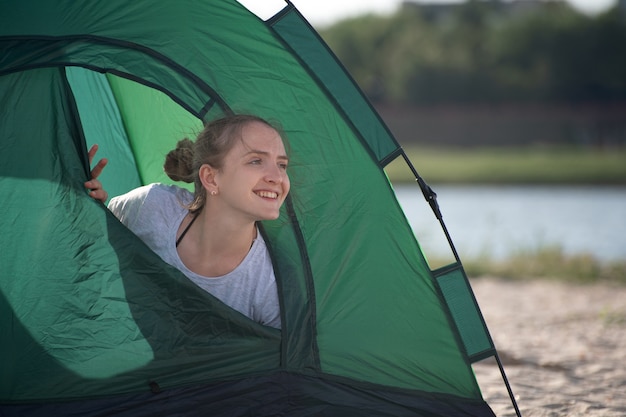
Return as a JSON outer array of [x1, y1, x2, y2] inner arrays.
[[1, 1, 498, 415], [1, 373, 493, 417]]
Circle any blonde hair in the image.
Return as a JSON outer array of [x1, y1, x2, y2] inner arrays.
[[163, 114, 282, 213]]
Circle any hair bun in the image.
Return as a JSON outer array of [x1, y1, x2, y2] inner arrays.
[[163, 138, 195, 183]]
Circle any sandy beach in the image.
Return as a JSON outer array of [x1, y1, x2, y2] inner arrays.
[[470, 278, 626, 417]]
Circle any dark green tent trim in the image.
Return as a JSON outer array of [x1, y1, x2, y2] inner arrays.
[[0, 35, 229, 118], [268, 4, 403, 166]]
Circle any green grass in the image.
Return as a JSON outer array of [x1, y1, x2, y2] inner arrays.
[[430, 245, 626, 285], [385, 146, 626, 184]]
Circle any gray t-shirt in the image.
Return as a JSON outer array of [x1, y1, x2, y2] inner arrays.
[[108, 183, 281, 328]]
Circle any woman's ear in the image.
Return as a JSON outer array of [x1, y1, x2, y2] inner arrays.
[[199, 164, 218, 194]]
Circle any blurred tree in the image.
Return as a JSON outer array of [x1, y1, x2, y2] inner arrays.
[[320, 0, 626, 104]]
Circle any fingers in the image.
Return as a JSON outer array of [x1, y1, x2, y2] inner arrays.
[[88, 144, 98, 165], [86, 144, 109, 203], [90, 157, 108, 180], [89, 189, 109, 203], [88, 144, 108, 179], [85, 178, 108, 203]]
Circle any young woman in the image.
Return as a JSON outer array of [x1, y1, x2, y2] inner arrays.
[[88, 115, 290, 329]]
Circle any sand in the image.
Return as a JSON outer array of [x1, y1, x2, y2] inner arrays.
[[470, 278, 626, 417]]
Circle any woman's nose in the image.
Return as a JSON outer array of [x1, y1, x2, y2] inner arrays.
[[264, 165, 283, 183]]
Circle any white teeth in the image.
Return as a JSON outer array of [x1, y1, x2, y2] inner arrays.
[[257, 191, 278, 199]]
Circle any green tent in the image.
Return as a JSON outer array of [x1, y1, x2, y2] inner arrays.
[[0, 1, 519, 415]]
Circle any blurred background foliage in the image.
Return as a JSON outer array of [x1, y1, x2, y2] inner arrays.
[[318, 0, 626, 185], [320, 0, 626, 106]]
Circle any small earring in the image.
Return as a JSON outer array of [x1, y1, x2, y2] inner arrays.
[[211, 190, 217, 196]]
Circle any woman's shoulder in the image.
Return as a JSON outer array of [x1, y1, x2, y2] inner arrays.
[[110, 183, 190, 204], [108, 183, 192, 225], [144, 183, 192, 202]]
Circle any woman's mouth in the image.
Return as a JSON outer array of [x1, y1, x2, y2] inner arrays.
[[256, 191, 278, 199]]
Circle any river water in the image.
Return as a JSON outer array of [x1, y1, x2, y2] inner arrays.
[[393, 184, 626, 263]]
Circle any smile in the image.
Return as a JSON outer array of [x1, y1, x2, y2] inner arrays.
[[256, 191, 278, 199]]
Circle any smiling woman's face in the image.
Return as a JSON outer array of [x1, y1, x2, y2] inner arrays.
[[212, 121, 290, 222]]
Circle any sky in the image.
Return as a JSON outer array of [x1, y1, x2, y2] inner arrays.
[[238, 0, 618, 26]]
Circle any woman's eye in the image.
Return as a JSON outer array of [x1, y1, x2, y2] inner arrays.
[[279, 163, 288, 170], [249, 159, 262, 165]]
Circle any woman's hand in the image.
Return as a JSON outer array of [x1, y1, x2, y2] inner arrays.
[[84, 144, 109, 203]]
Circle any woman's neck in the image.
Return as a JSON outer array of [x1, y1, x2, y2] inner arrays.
[[176, 210, 257, 278]]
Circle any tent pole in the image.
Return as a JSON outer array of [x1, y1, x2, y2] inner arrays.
[[494, 352, 523, 417], [401, 152, 461, 263]]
